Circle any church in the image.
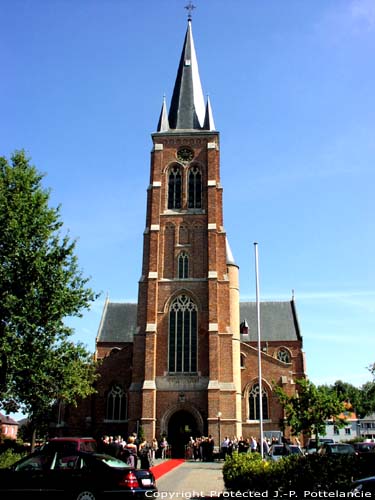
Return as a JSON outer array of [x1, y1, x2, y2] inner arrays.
[[58, 16, 307, 456]]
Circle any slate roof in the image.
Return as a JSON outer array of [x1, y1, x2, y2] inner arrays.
[[96, 301, 137, 344], [97, 300, 301, 344], [240, 301, 301, 343], [0, 412, 18, 425]]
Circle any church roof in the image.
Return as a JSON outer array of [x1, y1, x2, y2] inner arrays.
[[96, 301, 137, 344], [156, 19, 216, 132], [96, 300, 301, 344], [240, 301, 302, 343]]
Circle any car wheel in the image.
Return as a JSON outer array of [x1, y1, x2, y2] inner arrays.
[[74, 491, 97, 500]]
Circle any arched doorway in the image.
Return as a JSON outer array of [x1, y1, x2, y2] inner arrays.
[[167, 410, 199, 458]]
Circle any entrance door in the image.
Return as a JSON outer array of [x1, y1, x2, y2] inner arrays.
[[167, 410, 199, 458]]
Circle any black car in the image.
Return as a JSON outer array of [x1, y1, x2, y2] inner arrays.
[[317, 442, 356, 455], [0, 449, 157, 499], [353, 442, 375, 454], [351, 476, 375, 494]]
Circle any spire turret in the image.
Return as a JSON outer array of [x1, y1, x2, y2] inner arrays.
[[157, 96, 169, 132]]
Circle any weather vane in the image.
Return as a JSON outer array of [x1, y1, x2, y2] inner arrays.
[[185, 1, 196, 20]]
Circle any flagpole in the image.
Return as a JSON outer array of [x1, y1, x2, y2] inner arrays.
[[254, 242, 264, 458]]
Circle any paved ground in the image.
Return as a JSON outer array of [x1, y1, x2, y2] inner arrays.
[[155, 460, 225, 497]]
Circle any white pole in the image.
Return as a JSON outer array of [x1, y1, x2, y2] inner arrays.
[[254, 242, 264, 459]]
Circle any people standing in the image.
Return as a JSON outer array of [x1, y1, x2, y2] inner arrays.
[[160, 436, 168, 459], [151, 438, 158, 463], [123, 436, 138, 467], [250, 436, 258, 453]]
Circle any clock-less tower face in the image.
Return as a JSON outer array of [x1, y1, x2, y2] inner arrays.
[[177, 146, 194, 162]]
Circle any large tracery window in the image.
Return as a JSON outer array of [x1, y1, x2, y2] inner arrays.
[[249, 383, 269, 420], [178, 251, 189, 279], [168, 165, 182, 209], [106, 384, 127, 421], [188, 166, 202, 209], [168, 295, 198, 373]]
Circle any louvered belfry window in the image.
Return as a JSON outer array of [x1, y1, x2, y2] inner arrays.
[[168, 295, 197, 373], [188, 166, 202, 208], [168, 165, 182, 209]]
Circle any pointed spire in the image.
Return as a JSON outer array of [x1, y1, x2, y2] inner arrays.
[[157, 95, 170, 132], [226, 237, 236, 266], [168, 19, 206, 130], [203, 95, 216, 131]]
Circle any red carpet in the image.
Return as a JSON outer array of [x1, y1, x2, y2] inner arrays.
[[150, 459, 185, 480]]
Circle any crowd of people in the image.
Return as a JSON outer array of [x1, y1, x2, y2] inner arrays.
[[97, 433, 297, 467], [98, 433, 163, 469], [185, 435, 298, 461]]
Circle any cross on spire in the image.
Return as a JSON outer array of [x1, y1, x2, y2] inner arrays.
[[185, 1, 196, 20]]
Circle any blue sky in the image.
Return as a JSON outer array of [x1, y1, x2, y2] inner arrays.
[[2, 0, 375, 412]]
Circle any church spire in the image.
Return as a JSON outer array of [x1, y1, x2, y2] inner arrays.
[[168, 18, 207, 130]]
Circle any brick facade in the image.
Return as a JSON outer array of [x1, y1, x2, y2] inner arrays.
[[54, 20, 306, 455]]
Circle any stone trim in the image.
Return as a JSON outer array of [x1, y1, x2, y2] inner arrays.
[[208, 271, 218, 279], [154, 144, 164, 151], [142, 380, 156, 390], [150, 224, 160, 231], [208, 223, 217, 230], [146, 323, 156, 332], [148, 272, 158, 279]]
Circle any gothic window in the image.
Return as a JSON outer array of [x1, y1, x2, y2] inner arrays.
[[277, 348, 291, 364], [249, 383, 269, 420], [188, 166, 202, 209], [168, 165, 182, 209], [106, 384, 127, 421], [168, 295, 198, 373], [178, 251, 189, 279]]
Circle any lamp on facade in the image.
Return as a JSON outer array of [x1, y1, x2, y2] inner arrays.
[[217, 411, 222, 460]]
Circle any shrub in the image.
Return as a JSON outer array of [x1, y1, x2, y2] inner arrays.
[[0, 448, 26, 468], [222, 452, 373, 496]]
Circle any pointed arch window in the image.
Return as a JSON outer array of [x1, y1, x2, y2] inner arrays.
[[188, 166, 202, 209], [168, 165, 182, 209], [106, 384, 127, 421], [169, 295, 198, 373], [178, 251, 189, 279], [249, 383, 269, 420]]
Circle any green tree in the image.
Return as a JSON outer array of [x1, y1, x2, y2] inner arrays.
[[274, 378, 346, 446], [0, 150, 99, 447], [319, 379, 374, 419]]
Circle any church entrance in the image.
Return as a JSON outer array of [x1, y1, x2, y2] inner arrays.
[[167, 410, 199, 458]]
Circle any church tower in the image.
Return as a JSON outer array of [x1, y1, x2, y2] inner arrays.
[[128, 17, 242, 449]]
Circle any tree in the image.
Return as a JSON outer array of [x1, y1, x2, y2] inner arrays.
[[274, 378, 346, 445], [319, 379, 374, 419], [0, 150, 99, 447]]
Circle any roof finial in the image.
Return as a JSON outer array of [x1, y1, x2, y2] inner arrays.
[[185, 1, 196, 20]]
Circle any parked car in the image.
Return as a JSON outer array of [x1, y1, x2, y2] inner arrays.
[[318, 442, 356, 455], [351, 476, 375, 494], [305, 438, 334, 454], [41, 436, 98, 453], [353, 442, 375, 454], [267, 444, 303, 461], [0, 449, 157, 499]]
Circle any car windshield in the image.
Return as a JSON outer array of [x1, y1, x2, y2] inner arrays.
[[94, 454, 131, 469], [290, 446, 301, 454], [329, 445, 353, 454]]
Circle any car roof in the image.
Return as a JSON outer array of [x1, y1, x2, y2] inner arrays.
[[48, 437, 95, 441]]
